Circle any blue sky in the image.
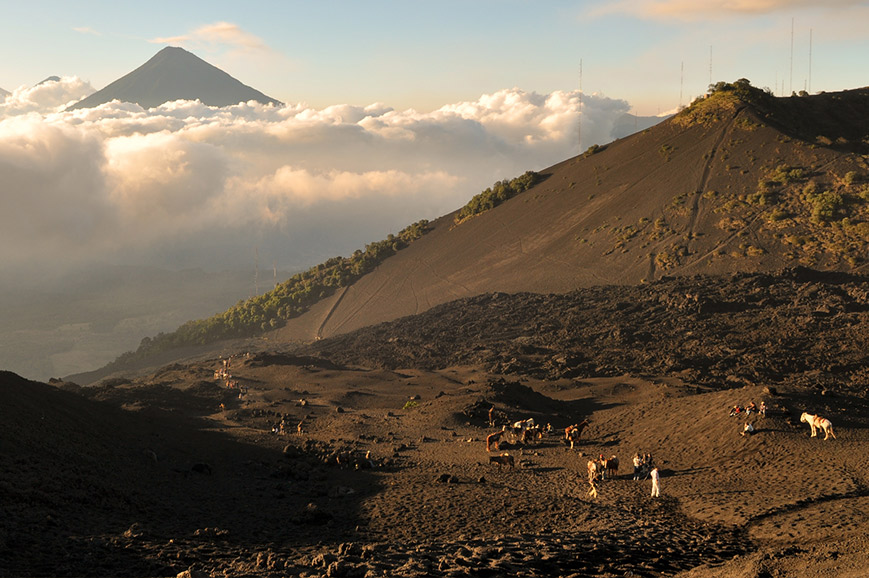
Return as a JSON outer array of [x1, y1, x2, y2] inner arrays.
[[2, 0, 867, 115]]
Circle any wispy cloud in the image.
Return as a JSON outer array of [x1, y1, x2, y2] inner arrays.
[[597, 0, 866, 20], [151, 21, 272, 54], [73, 26, 101, 36]]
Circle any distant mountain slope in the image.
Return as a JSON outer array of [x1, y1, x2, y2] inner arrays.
[[67, 46, 281, 110], [272, 82, 869, 342], [0, 86, 9, 98]]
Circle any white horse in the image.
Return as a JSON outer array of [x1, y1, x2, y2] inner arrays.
[[513, 418, 535, 430], [511, 418, 535, 437], [800, 412, 836, 440]]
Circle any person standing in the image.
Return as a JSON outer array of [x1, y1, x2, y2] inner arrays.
[[650, 466, 660, 498], [632, 453, 642, 480]]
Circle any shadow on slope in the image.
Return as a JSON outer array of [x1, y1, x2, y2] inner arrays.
[[0, 371, 375, 577]]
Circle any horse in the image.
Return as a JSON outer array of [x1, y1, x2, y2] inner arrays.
[[602, 455, 619, 479], [512, 418, 535, 437], [565, 419, 590, 449], [489, 453, 515, 468], [800, 412, 836, 440], [487, 427, 506, 452]]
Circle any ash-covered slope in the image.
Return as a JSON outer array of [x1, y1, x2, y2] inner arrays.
[[67, 46, 281, 110], [274, 83, 869, 343]]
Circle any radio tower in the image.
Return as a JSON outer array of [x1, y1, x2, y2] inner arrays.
[[808, 28, 813, 93], [578, 58, 583, 155], [709, 45, 713, 87], [789, 17, 794, 95]]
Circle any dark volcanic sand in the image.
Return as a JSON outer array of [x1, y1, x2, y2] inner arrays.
[[2, 269, 868, 577]]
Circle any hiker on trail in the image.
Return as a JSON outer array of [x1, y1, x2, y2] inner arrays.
[[741, 422, 755, 437], [633, 453, 643, 480], [759, 401, 767, 418], [650, 466, 660, 498], [488, 405, 496, 427]]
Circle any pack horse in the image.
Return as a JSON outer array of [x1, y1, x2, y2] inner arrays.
[[800, 412, 836, 440]]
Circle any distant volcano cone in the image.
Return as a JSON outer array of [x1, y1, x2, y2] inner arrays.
[[67, 46, 282, 110]]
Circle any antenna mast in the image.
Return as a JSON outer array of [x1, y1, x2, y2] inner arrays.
[[789, 17, 794, 95], [709, 45, 713, 87], [679, 61, 684, 109], [808, 28, 813, 93], [578, 58, 583, 155]]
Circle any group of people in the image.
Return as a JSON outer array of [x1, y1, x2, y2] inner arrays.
[[729, 400, 766, 418], [729, 400, 766, 438], [272, 414, 304, 436], [589, 452, 660, 499], [631, 452, 655, 480], [214, 357, 249, 401]]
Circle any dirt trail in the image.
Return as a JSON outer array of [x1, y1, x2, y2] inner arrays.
[[316, 286, 348, 339]]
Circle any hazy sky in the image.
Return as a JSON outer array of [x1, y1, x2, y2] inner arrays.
[[1, 0, 867, 381], [1, 0, 868, 281], [2, 1, 866, 115]]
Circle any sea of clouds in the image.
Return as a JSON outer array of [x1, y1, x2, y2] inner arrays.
[[1, 76, 634, 279]]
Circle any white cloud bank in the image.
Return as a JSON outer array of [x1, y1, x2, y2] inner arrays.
[[0, 77, 632, 278], [0, 75, 95, 115]]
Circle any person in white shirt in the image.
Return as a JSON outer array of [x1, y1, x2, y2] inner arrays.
[[650, 466, 660, 498]]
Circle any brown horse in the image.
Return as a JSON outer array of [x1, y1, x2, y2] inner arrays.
[[602, 455, 619, 480], [487, 427, 506, 452], [565, 420, 590, 449]]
